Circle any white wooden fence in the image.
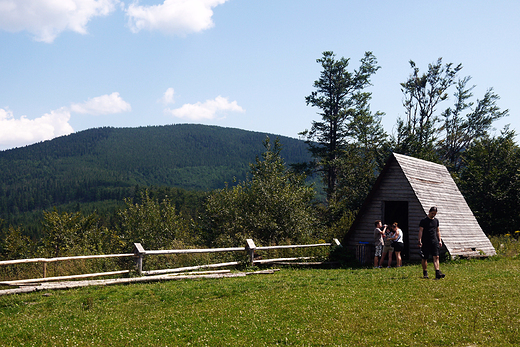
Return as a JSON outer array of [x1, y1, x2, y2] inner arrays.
[[0, 239, 341, 286]]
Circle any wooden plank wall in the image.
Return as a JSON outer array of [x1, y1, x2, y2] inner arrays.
[[348, 157, 426, 261]]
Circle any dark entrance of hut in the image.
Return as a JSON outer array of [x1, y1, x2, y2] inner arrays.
[[384, 201, 409, 260]]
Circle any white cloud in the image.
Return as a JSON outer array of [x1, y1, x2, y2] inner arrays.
[[70, 92, 131, 115], [0, 107, 74, 150], [166, 95, 244, 121], [0, 92, 130, 150], [159, 88, 175, 105], [126, 0, 227, 36], [0, 0, 119, 43]]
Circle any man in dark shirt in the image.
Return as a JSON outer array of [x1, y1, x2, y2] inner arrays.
[[418, 206, 445, 279]]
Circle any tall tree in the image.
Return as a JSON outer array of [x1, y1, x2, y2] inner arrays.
[[302, 51, 381, 200], [395, 58, 462, 161], [203, 137, 318, 247], [439, 77, 508, 171], [457, 129, 520, 235], [395, 58, 508, 170]]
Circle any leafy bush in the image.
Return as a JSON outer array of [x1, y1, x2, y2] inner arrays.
[[203, 137, 319, 247], [490, 232, 520, 258]]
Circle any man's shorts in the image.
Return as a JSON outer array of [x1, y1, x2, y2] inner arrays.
[[420, 241, 440, 259], [383, 244, 394, 253], [375, 244, 383, 257]]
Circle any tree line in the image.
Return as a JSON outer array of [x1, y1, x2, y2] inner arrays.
[[0, 139, 318, 260], [299, 51, 518, 236], [1, 51, 519, 261], [0, 124, 312, 239]]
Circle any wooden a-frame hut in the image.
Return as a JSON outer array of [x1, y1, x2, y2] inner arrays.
[[344, 153, 496, 261]]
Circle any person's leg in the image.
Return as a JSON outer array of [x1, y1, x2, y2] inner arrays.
[[422, 258, 428, 270], [420, 244, 430, 277], [387, 251, 393, 267], [374, 245, 382, 267], [433, 255, 440, 271], [379, 252, 386, 267], [396, 252, 401, 267], [433, 255, 445, 278], [421, 258, 429, 278]]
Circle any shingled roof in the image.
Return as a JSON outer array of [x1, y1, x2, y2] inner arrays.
[[345, 153, 496, 260]]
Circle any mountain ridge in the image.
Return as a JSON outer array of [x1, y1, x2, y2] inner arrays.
[[0, 124, 312, 226]]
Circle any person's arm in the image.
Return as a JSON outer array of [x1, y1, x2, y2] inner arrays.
[[418, 227, 423, 247], [437, 227, 442, 246]]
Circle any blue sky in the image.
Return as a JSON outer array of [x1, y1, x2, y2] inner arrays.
[[1, 0, 518, 150]]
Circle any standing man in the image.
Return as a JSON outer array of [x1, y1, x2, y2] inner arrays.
[[373, 220, 387, 268], [418, 207, 446, 279]]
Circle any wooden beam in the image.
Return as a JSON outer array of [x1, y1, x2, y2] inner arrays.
[[255, 243, 331, 250], [0, 253, 134, 266], [144, 247, 245, 255], [142, 262, 240, 276], [0, 270, 130, 286], [253, 257, 312, 264]]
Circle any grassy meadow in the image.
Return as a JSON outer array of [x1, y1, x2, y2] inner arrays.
[[1, 253, 519, 346]]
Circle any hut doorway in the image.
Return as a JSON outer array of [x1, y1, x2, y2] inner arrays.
[[384, 201, 409, 260]]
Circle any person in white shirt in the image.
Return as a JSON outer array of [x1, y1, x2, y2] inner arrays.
[[388, 222, 404, 267]]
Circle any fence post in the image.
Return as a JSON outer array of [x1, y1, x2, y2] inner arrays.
[[133, 243, 145, 276], [245, 239, 256, 266]]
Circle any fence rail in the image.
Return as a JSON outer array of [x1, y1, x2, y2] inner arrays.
[[255, 243, 335, 250], [1, 239, 341, 285], [142, 247, 244, 255], [0, 253, 134, 266]]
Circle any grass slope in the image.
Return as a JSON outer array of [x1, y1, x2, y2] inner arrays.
[[1, 258, 519, 346]]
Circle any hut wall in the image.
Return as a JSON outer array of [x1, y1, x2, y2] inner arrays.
[[347, 158, 426, 261]]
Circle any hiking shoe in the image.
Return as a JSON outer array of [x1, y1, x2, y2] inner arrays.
[[423, 271, 429, 279], [436, 271, 446, 279]]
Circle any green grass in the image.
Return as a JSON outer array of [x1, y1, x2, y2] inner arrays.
[[1, 257, 520, 346]]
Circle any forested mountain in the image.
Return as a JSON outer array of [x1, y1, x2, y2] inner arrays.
[[0, 124, 312, 234]]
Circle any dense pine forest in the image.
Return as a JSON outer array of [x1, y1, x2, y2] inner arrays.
[[0, 124, 312, 240]]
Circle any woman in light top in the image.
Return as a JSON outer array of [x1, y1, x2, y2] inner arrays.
[[389, 222, 404, 267]]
